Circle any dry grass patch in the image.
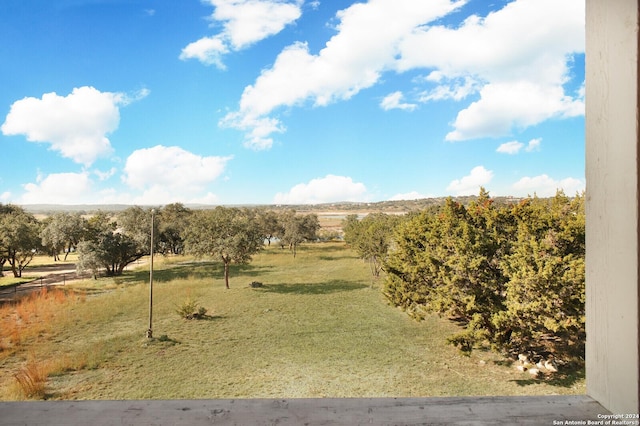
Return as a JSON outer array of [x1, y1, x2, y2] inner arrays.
[[13, 357, 49, 399], [0, 287, 81, 357]]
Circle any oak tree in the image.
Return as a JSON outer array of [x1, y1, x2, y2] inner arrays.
[[0, 204, 41, 277], [184, 207, 264, 289]]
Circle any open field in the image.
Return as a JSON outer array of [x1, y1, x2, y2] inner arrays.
[[1, 254, 79, 289], [0, 242, 584, 400]]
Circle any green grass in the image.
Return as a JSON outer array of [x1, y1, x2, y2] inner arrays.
[[1, 254, 78, 287], [0, 242, 585, 400], [0, 276, 38, 288]]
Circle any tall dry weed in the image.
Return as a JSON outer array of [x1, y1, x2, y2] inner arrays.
[[0, 287, 74, 355], [14, 358, 50, 399]]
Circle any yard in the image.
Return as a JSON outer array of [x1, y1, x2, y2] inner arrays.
[[0, 242, 585, 400]]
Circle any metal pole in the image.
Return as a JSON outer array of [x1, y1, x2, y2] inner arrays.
[[147, 209, 155, 339]]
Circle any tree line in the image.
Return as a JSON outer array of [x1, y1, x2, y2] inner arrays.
[[0, 203, 319, 287], [344, 189, 585, 362], [3, 192, 585, 361]]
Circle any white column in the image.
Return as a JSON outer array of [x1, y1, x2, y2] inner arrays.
[[586, 0, 640, 413]]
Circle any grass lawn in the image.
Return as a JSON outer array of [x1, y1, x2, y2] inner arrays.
[[1, 254, 78, 287], [0, 276, 38, 288], [0, 242, 585, 400]]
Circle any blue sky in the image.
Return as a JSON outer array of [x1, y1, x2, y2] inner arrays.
[[0, 0, 585, 206]]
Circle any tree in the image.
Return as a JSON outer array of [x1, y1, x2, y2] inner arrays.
[[40, 212, 87, 261], [184, 207, 264, 289], [0, 205, 41, 277], [492, 192, 586, 356], [76, 207, 154, 277], [383, 189, 586, 360], [441, 191, 510, 351], [0, 204, 9, 276], [75, 240, 103, 279], [85, 210, 116, 239], [341, 214, 361, 246], [278, 210, 320, 257], [117, 206, 156, 252], [256, 209, 281, 246], [343, 213, 400, 280], [384, 191, 509, 351], [158, 203, 192, 255]]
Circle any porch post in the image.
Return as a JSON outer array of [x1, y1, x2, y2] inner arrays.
[[586, 0, 640, 413]]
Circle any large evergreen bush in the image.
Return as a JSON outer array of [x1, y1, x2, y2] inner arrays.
[[383, 190, 585, 363]]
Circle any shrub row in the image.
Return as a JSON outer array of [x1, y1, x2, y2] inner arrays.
[[383, 190, 585, 362]]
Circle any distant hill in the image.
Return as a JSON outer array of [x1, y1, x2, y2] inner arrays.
[[19, 196, 526, 215], [20, 204, 137, 214]]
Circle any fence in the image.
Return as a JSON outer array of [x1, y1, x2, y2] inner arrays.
[[0, 272, 80, 303]]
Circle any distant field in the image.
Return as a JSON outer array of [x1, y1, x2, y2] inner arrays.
[[0, 242, 584, 400], [1, 254, 78, 288]]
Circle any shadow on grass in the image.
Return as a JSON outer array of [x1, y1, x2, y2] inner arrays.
[[178, 313, 226, 322], [257, 279, 368, 295], [317, 254, 359, 261], [511, 365, 585, 388], [147, 334, 181, 345], [120, 262, 273, 285], [73, 287, 117, 297]]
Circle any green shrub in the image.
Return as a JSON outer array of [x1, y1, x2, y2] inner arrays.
[[175, 298, 208, 320], [384, 190, 585, 362]]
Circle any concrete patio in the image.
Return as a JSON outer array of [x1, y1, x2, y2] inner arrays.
[[0, 395, 608, 425]]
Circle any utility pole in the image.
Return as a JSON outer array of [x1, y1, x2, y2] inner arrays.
[[146, 209, 155, 339]]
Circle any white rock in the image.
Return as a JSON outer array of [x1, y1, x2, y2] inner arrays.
[[544, 360, 558, 373]]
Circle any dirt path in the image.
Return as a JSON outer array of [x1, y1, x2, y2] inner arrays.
[[0, 264, 88, 303]]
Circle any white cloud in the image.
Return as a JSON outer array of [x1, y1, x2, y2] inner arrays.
[[222, 0, 465, 148], [1, 192, 11, 202], [93, 167, 117, 181], [12, 147, 233, 206], [396, 0, 584, 141], [445, 81, 583, 141], [497, 140, 524, 155], [216, 0, 302, 49], [1, 86, 146, 165], [116, 88, 150, 106], [396, 0, 583, 80], [122, 145, 232, 204], [511, 174, 584, 197], [220, 112, 285, 150], [19, 172, 94, 205], [576, 81, 585, 99], [180, 0, 303, 68], [525, 137, 542, 152], [110, 189, 220, 206], [419, 76, 479, 102], [133, 187, 184, 206], [389, 191, 429, 201], [380, 91, 417, 111], [216, 0, 583, 148], [188, 192, 220, 205], [497, 138, 541, 154], [446, 166, 493, 196], [179, 36, 229, 68], [273, 174, 367, 204]]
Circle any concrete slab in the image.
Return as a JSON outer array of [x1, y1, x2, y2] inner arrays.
[[0, 395, 608, 425]]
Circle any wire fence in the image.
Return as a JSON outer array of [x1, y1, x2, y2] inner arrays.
[[0, 271, 84, 303]]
